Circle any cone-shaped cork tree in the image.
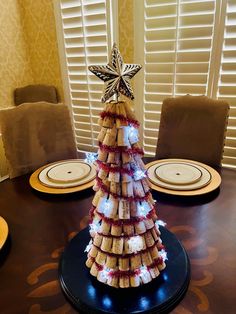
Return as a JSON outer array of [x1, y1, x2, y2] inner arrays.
[[84, 44, 167, 288]]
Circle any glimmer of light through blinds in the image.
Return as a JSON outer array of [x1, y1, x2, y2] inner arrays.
[[135, 0, 236, 168], [56, 0, 113, 152]]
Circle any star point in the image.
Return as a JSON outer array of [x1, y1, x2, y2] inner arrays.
[[88, 43, 142, 102]]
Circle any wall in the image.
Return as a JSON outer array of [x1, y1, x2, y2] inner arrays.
[[20, 0, 63, 101], [0, 0, 34, 109], [118, 0, 134, 63], [0, 0, 63, 178]]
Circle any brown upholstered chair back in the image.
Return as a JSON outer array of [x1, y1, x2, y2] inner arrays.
[[156, 95, 229, 167], [14, 84, 58, 105], [0, 102, 78, 178]]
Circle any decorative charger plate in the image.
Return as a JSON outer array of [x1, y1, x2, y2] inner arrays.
[[0, 216, 8, 250], [146, 159, 221, 196], [30, 160, 96, 194], [39, 161, 92, 188]]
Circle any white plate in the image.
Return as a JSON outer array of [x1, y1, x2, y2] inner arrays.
[[148, 161, 211, 191], [38, 160, 96, 188], [47, 161, 91, 183], [155, 162, 202, 185]]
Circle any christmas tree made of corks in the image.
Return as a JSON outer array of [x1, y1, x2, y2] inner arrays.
[[84, 44, 167, 288]]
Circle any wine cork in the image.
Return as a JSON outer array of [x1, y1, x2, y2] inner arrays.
[[103, 178, 111, 190], [141, 252, 153, 266], [119, 277, 130, 288], [112, 238, 124, 254], [97, 270, 108, 284], [122, 165, 132, 182], [145, 231, 155, 247], [130, 275, 140, 287], [111, 224, 122, 236], [128, 127, 139, 145], [149, 267, 160, 279], [110, 181, 117, 194], [107, 152, 115, 163], [118, 200, 130, 219], [103, 127, 117, 146], [107, 274, 119, 288], [95, 251, 107, 265], [97, 127, 107, 142], [92, 179, 99, 192], [100, 220, 111, 234], [148, 194, 155, 206], [124, 101, 136, 120], [119, 257, 129, 271], [130, 201, 138, 217], [108, 166, 120, 183], [151, 228, 159, 241], [144, 219, 154, 230], [140, 269, 152, 284], [130, 255, 142, 270], [106, 256, 117, 269], [122, 152, 132, 164], [133, 180, 145, 197], [158, 261, 166, 271], [85, 257, 93, 268], [97, 194, 108, 213], [150, 246, 159, 259], [106, 196, 119, 218], [155, 224, 161, 236], [118, 127, 129, 146], [141, 178, 150, 193], [89, 245, 99, 258], [101, 237, 113, 252], [135, 221, 146, 234], [90, 263, 99, 277], [123, 224, 134, 236], [98, 149, 108, 162], [126, 182, 134, 197], [134, 154, 146, 170], [124, 238, 132, 254], [121, 182, 128, 197], [92, 190, 104, 207], [98, 167, 108, 180], [93, 234, 103, 247], [102, 116, 113, 128]]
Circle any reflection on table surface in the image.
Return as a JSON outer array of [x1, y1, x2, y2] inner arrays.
[[0, 161, 236, 314]]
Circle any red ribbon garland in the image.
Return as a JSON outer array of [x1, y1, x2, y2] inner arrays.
[[96, 160, 134, 176], [96, 207, 156, 226], [99, 143, 144, 155], [100, 111, 140, 128], [95, 177, 151, 202]]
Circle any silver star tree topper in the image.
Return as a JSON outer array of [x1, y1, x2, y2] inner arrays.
[[89, 43, 142, 102]]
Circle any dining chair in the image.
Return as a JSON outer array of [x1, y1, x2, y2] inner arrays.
[[156, 95, 229, 167], [0, 102, 78, 178], [14, 84, 59, 105]]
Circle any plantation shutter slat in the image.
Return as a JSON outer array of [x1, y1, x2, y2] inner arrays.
[[135, 0, 236, 167], [57, 0, 113, 151], [136, 0, 215, 156]]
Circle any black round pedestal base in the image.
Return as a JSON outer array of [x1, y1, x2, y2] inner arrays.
[[59, 226, 190, 314]]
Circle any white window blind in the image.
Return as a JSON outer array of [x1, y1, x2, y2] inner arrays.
[[134, 0, 236, 168], [55, 0, 116, 152]]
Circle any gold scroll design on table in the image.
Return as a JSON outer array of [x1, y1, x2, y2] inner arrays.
[[26, 215, 89, 314], [26, 219, 217, 314], [170, 225, 218, 314]]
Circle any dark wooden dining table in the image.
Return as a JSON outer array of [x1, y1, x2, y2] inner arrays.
[[0, 159, 236, 314]]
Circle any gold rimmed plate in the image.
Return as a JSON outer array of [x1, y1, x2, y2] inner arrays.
[[30, 159, 96, 194], [146, 159, 221, 196], [0, 216, 8, 250]]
